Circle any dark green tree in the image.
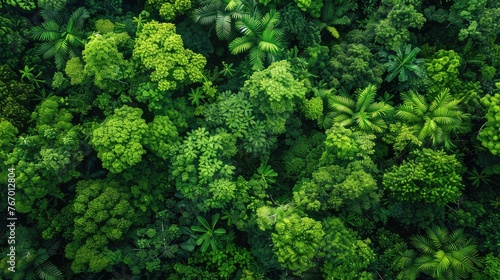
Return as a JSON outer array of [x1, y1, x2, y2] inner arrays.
[[229, 9, 284, 71], [396, 89, 470, 149], [327, 84, 393, 133], [393, 226, 482, 280], [30, 7, 90, 70]]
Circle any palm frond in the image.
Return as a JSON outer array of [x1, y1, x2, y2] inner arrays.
[[432, 108, 462, 128], [329, 95, 354, 114], [367, 102, 393, 117], [249, 47, 265, 71], [261, 9, 280, 30], [411, 235, 436, 255], [258, 29, 282, 54], [396, 105, 420, 122], [39, 8, 63, 23], [429, 88, 453, 111], [215, 12, 232, 40], [192, 2, 221, 25], [38, 42, 56, 58], [229, 36, 253, 54], [37, 261, 63, 280], [356, 84, 377, 112], [403, 91, 428, 113], [67, 7, 90, 33], [31, 21, 61, 41], [236, 14, 261, 36]]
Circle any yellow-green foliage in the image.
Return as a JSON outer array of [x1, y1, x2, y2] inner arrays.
[[133, 21, 206, 91], [64, 57, 85, 85], [83, 32, 133, 92], [478, 93, 500, 155], [95, 19, 115, 34], [91, 105, 148, 174], [271, 213, 324, 273], [243, 60, 307, 135]]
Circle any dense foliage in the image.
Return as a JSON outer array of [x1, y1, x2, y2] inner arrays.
[[0, 0, 499, 279]]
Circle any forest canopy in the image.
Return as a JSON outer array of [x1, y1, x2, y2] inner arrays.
[[0, 0, 499, 279]]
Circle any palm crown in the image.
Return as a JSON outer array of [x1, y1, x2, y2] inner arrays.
[[384, 44, 425, 83], [228, 8, 284, 71], [30, 7, 90, 70], [327, 84, 394, 133], [394, 226, 482, 280], [192, 0, 252, 40], [396, 89, 470, 149]]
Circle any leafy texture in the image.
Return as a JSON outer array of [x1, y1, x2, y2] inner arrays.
[[394, 226, 482, 279], [30, 7, 90, 70], [327, 84, 393, 132], [396, 89, 470, 149], [383, 149, 465, 205], [65, 179, 136, 273], [271, 213, 324, 274], [229, 9, 284, 71], [133, 21, 206, 91], [478, 93, 500, 155], [91, 105, 148, 174]]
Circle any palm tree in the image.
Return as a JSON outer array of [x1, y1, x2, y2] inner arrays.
[[228, 8, 284, 71], [395, 226, 482, 280], [327, 84, 394, 133], [396, 89, 470, 149], [192, 0, 253, 40], [30, 7, 90, 70], [383, 44, 425, 83]]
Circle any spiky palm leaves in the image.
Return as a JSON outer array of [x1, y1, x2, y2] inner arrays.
[[192, 0, 252, 40], [395, 227, 482, 280], [327, 84, 393, 133], [396, 89, 470, 149], [30, 7, 90, 70], [384, 44, 425, 82], [229, 9, 284, 71], [191, 0, 243, 40]]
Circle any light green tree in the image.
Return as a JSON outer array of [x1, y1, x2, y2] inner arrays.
[[133, 21, 207, 91], [242, 60, 307, 135], [477, 93, 500, 155], [82, 32, 133, 93], [271, 213, 324, 274], [65, 179, 137, 273], [91, 105, 148, 174]]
